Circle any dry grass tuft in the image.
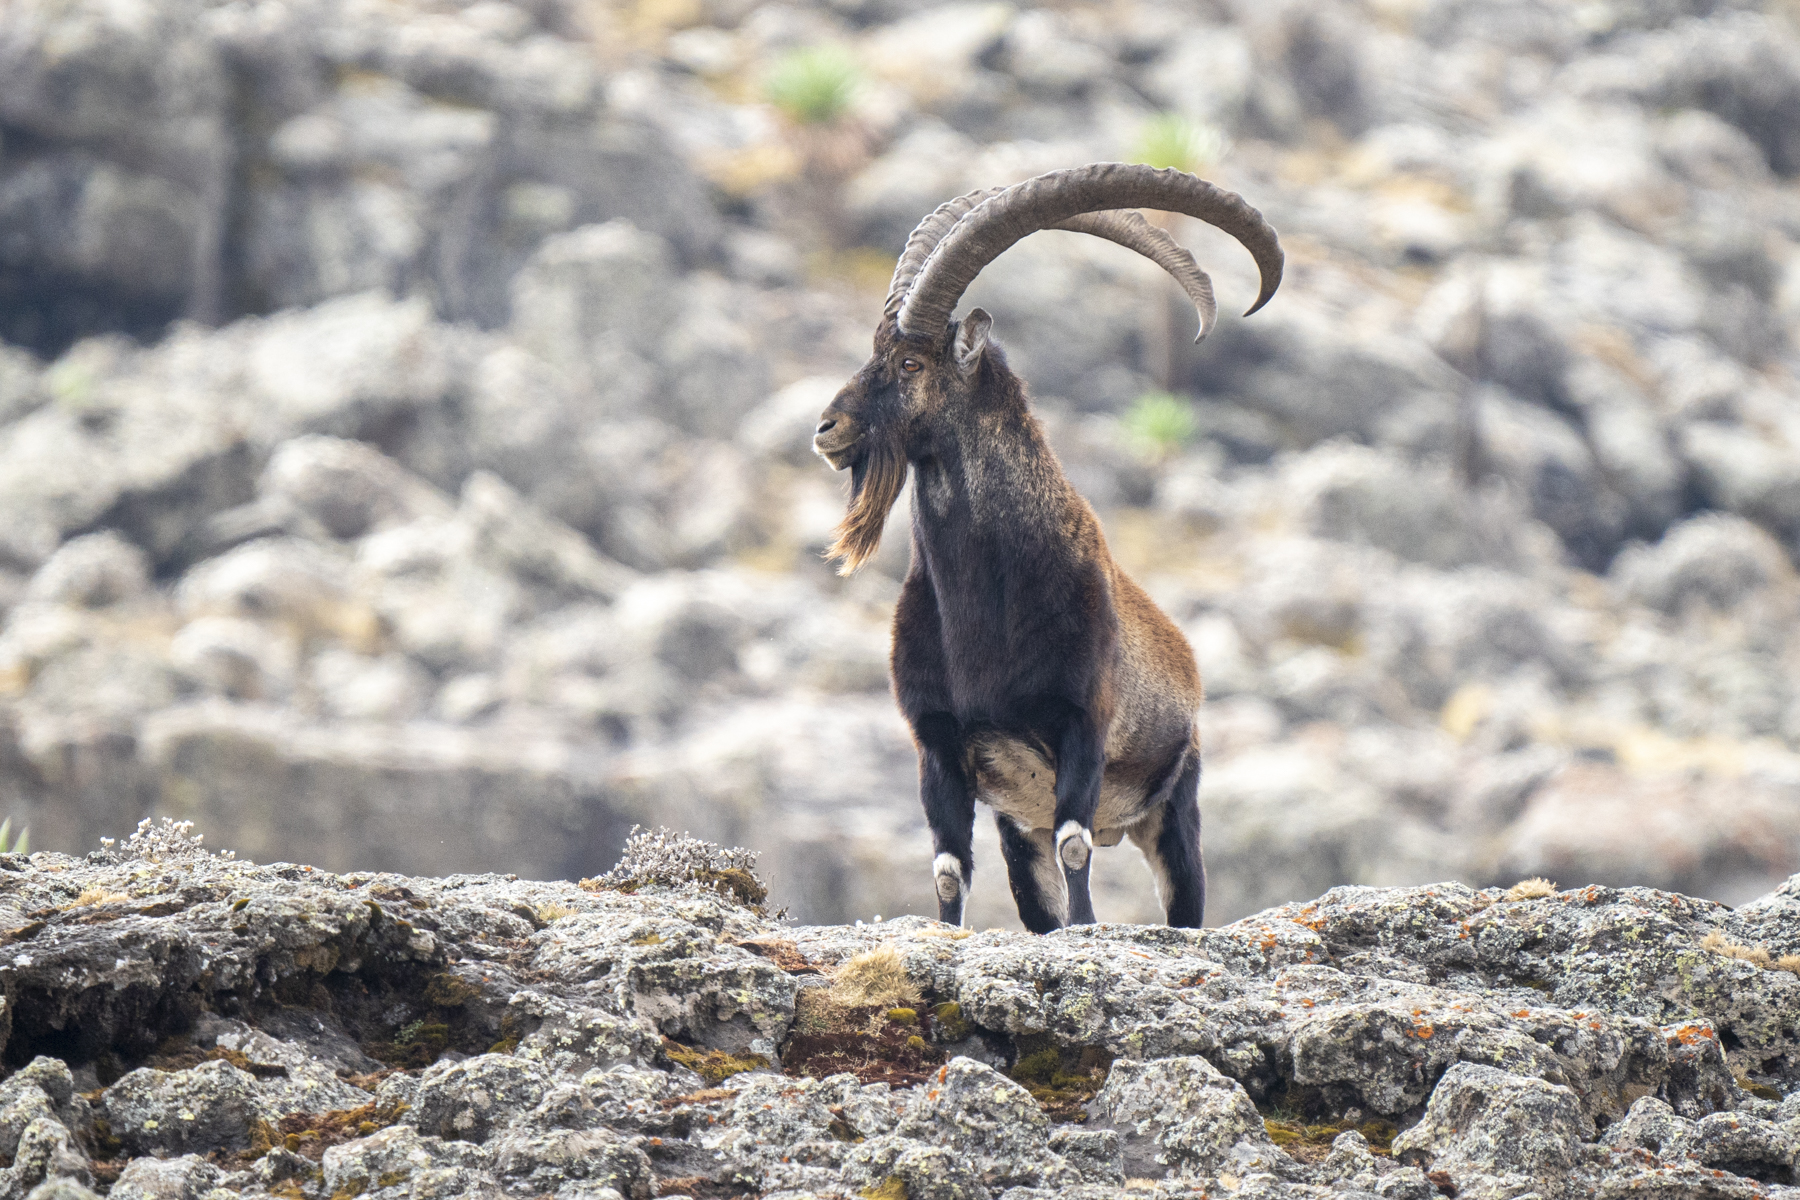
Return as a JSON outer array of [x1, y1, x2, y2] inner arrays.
[[70, 887, 132, 908], [831, 944, 920, 1008], [1505, 878, 1557, 901], [1701, 930, 1799, 973], [535, 902, 579, 924]]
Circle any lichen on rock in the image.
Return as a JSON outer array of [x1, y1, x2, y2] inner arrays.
[[1, 852, 1799, 1197]]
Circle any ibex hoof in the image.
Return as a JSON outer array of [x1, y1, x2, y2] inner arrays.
[[1056, 821, 1093, 872]]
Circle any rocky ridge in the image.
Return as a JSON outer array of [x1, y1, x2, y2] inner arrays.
[[4, 0, 1800, 927], [0, 825, 1799, 1198]]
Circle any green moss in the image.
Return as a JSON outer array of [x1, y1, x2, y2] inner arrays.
[[365, 1019, 452, 1069], [860, 1178, 909, 1200], [1737, 1075, 1783, 1102], [663, 1039, 769, 1085], [1010, 1046, 1061, 1084], [1005, 1035, 1114, 1122], [886, 1008, 917, 1025], [932, 1002, 973, 1041], [485, 1037, 519, 1054], [906, 1035, 927, 1051], [422, 973, 482, 1007], [1265, 1114, 1398, 1157]]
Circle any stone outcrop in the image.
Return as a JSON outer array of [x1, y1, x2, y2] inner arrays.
[[0, 828, 1799, 1197]]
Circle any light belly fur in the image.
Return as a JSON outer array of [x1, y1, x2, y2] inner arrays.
[[972, 735, 1148, 844]]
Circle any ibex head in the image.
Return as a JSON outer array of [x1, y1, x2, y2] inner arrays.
[[814, 162, 1285, 573]]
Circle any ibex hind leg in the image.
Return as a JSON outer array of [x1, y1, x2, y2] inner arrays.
[[1128, 753, 1206, 927], [997, 816, 1067, 933]]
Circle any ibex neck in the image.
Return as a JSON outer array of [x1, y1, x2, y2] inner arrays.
[[910, 408, 1074, 547]]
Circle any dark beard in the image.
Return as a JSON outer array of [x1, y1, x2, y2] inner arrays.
[[827, 437, 908, 574]]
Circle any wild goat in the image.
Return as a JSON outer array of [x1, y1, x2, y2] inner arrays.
[[813, 163, 1283, 931]]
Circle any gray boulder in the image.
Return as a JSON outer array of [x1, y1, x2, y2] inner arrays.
[[1089, 1055, 1285, 1179], [409, 1054, 552, 1144], [1392, 1063, 1592, 1182], [100, 1060, 277, 1156]]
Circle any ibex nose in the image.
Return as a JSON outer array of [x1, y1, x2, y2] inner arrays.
[[816, 418, 837, 434]]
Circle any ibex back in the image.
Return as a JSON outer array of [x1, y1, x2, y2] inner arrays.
[[813, 163, 1283, 932]]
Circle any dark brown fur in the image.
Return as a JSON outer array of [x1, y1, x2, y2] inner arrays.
[[814, 316, 1207, 931]]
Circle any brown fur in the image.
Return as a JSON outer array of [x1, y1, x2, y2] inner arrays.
[[814, 316, 1211, 930]]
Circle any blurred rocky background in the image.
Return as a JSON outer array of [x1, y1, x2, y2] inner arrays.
[[1, 0, 1798, 928]]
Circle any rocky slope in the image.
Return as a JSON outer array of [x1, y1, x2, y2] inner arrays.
[[2, 826, 1800, 1199], [3, 0, 1800, 926]]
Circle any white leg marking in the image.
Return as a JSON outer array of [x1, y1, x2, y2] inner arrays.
[[1056, 820, 1093, 872], [933, 852, 964, 902]]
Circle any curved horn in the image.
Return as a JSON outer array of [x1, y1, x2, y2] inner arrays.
[[895, 163, 1282, 342], [883, 186, 1005, 323], [1050, 210, 1218, 343]]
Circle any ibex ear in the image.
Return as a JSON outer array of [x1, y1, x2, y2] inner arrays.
[[953, 308, 992, 376]]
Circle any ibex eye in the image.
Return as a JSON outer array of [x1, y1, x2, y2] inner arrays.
[[900, 358, 922, 373]]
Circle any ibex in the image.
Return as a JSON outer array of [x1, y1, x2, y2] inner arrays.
[[813, 163, 1282, 932]]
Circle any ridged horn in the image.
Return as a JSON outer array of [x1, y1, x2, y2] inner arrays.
[[894, 162, 1282, 342], [884, 186, 1006, 323], [1050, 210, 1218, 343]]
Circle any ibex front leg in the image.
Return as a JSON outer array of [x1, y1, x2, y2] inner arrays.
[[1053, 710, 1105, 927], [914, 713, 975, 926]]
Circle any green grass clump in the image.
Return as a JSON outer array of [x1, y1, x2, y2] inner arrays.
[[765, 46, 861, 125], [1132, 113, 1229, 174], [0, 818, 28, 856], [1123, 391, 1198, 460]]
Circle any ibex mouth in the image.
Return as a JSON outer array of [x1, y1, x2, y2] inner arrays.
[[813, 415, 860, 470]]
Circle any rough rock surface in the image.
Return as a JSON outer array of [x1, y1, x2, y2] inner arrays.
[[4, 0, 1800, 931], [2, 836, 1800, 1198]]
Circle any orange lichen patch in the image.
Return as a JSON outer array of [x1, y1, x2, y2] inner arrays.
[[1413, 1025, 1435, 1039], [1291, 904, 1328, 932], [1668, 1024, 1719, 1046]]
